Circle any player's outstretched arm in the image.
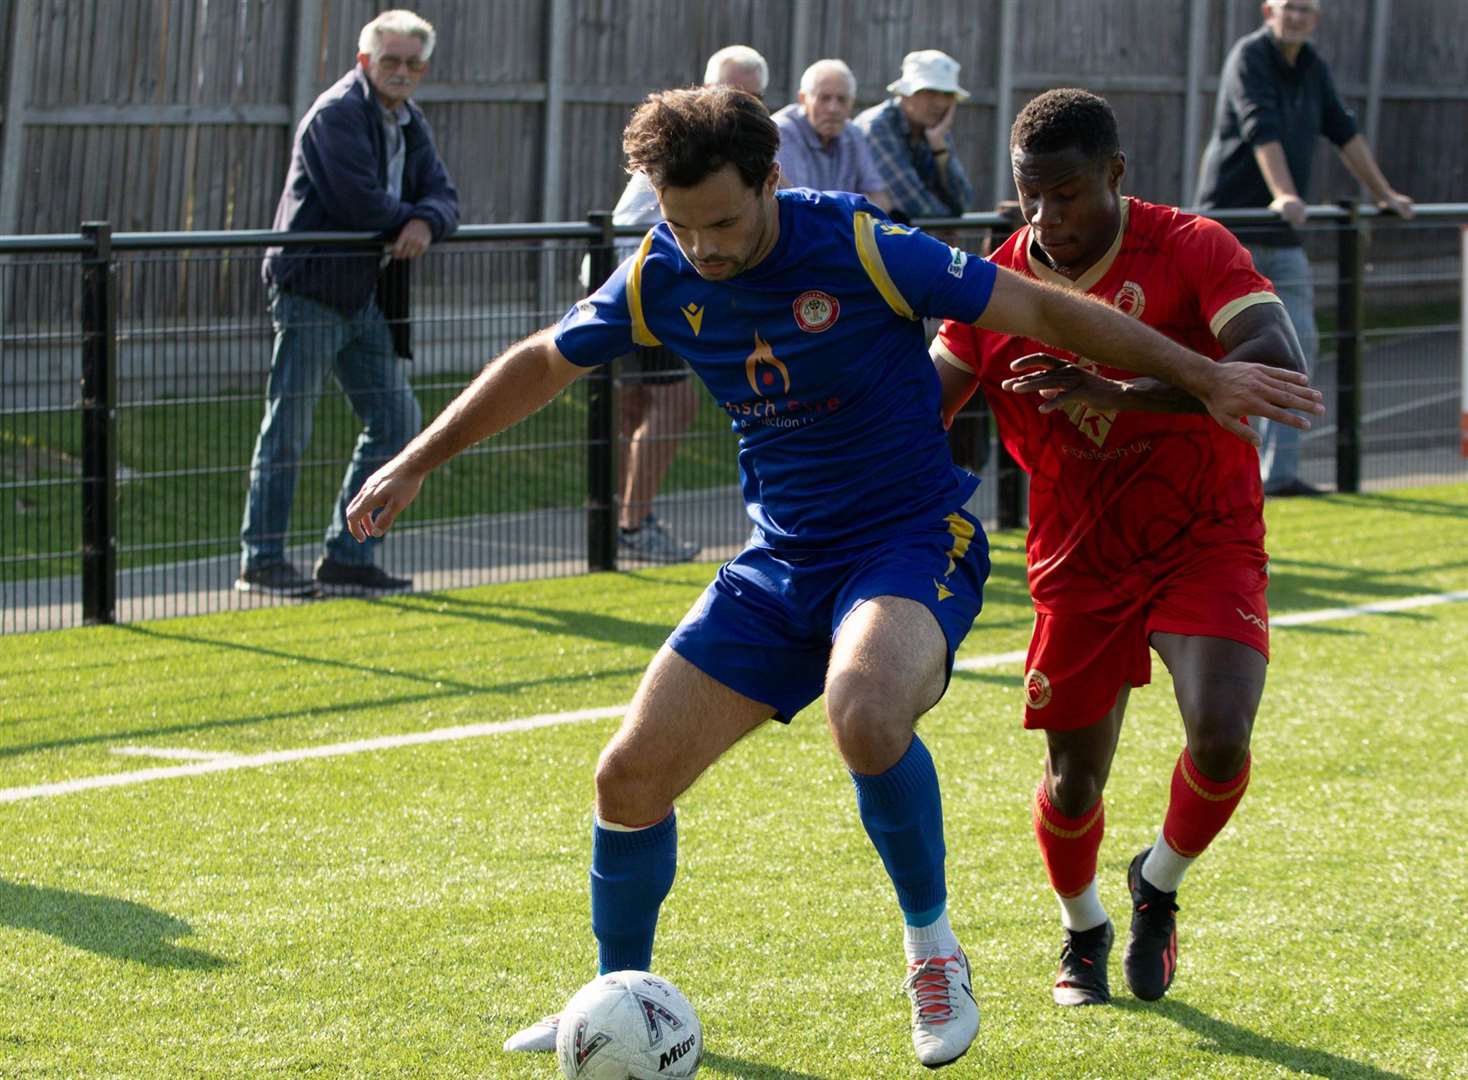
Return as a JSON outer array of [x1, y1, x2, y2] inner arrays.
[[1003, 300, 1312, 416], [345, 328, 587, 541], [977, 266, 1323, 445]]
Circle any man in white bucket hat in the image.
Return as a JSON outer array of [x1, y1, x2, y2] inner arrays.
[[856, 49, 976, 220]]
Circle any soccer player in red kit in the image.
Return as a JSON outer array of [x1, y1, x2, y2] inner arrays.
[[933, 89, 1310, 1006]]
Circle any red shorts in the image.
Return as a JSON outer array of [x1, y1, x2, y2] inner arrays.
[[1021, 548, 1270, 731]]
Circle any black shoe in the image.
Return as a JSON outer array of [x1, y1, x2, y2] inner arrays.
[[235, 561, 320, 597], [1265, 478, 1325, 497], [1053, 919, 1113, 1006], [1124, 849, 1179, 1001], [313, 556, 412, 594]]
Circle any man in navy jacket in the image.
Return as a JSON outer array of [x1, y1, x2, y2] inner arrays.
[[240, 8, 459, 597]]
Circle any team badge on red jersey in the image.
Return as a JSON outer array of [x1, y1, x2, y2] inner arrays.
[[792, 290, 839, 333], [1025, 669, 1053, 710], [1113, 280, 1146, 319]]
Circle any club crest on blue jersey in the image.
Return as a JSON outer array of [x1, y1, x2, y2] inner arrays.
[[792, 290, 839, 333]]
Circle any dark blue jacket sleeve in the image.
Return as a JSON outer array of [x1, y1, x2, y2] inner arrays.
[[403, 110, 459, 240], [298, 101, 415, 233]]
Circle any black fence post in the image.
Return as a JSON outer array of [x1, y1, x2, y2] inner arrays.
[[1334, 200, 1365, 494], [80, 222, 118, 624], [585, 211, 619, 571], [994, 441, 1024, 530]]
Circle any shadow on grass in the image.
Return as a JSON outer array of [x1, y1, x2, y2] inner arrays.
[[1116, 998, 1415, 1080], [0, 621, 643, 758], [700, 1051, 829, 1079], [0, 879, 230, 970]]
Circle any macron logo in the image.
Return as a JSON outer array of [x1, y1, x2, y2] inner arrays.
[[1236, 607, 1267, 630]]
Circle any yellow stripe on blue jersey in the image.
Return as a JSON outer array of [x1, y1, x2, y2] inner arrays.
[[853, 211, 916, 320], [627, 229, 662, 347]]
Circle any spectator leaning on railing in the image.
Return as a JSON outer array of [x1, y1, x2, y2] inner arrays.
[[773, 58, 891, 212], [242, 8, 459, 597], [1196, 0, 1412, 497], [855, 50, 976, 222]]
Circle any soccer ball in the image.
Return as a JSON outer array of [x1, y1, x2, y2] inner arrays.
[[556, 970, 702, 1079]]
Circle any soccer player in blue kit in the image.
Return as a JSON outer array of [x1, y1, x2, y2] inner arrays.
[[343, 86, 1322, 1068]]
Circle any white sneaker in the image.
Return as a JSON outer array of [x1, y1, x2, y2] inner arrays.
[[503, 1013, 559, 1053], [902, 947, 979, 1068]]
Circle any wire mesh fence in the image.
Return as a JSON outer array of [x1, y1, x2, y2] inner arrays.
[[2, 207, 1465, 633]]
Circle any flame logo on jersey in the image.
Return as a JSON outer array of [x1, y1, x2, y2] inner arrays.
[[745, 332, 791, 395]]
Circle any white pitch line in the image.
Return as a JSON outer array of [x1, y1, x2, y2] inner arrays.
[[2, 590, 1465, 805], [0, 706, 626, 805], [111, 746, 240, 762]]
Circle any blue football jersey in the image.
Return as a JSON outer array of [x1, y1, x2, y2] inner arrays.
[[555, 189, 997, 552]]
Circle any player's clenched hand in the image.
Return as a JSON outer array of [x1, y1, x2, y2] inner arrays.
[[344, 459, 426, 542], [1002, 354, 1131, 413], [1198, 362, 1324, 446]]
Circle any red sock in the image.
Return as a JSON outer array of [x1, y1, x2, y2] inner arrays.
[[1033, 783, 1104, 897], [1162, 749, 1251, 858]]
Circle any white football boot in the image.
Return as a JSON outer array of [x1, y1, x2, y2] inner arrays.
[[502, 1014, 559, 1053], [901, 947, 979, 1068]]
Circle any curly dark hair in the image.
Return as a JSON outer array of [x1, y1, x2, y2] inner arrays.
[[1010, 88, 1120, 163], [623, 85, 779, 190]]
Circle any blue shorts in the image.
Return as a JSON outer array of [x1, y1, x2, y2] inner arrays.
[[668, 505, 990, 722]]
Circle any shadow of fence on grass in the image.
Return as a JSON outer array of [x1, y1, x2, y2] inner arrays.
[[0, 879, 231, 970]]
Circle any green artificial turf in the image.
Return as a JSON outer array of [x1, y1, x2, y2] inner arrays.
[[0, 484, 1464, 1077]]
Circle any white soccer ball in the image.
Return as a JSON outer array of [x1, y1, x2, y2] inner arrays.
[[556, 970, 702, 1079]]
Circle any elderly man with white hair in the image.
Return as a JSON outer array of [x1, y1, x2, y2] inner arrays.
[[242, 8, 458, 597], [856, 49, 976, 221], [595, 44, 774, 564], [773, 58, 892, 211]]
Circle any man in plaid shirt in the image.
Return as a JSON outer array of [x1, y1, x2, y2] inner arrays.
[[855, 50, 976, 220]]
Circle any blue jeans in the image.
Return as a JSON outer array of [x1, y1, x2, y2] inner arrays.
[[240, 290, 421, 569], [1245, 243, 1318, 491]]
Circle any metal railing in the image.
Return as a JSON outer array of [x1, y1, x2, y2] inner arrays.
[[2, 203, 1464, 632]]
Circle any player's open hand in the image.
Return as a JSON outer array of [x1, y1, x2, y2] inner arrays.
[[344, 459, 426, 542], [1002, 354, 1131, 413], [1200, 362, 1324, 446]]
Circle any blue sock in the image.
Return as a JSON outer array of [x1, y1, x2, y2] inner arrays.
[[590, 812, 677, 974], [850, 735, 947, 922]]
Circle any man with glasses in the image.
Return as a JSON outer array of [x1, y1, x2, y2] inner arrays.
[[241, 9, 458, 596], [1197, 0, 1412, 497]]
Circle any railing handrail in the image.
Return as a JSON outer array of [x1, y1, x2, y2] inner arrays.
[[1, 201, 1464, 255]]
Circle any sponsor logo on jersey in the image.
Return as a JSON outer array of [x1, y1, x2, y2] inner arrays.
[[947, 246, 969, 279], [792, 290, 839, 333], [1056, 358, 1119, 448], [1024, 669, 1053, 710], [1113, 280, 1146, 319], [878, 222, 913, 236], [745, 332, 791, 394], [680, 301, 704, 335], [573, 298, 595, 320], [1235, 607, 1267, 630], [567, 1016, 611, 1073]]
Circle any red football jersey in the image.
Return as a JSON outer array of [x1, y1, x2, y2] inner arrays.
[[936, 197, 1279, 614]]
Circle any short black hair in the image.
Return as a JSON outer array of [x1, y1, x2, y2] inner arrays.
[[623, 85, 779, 190], [1010, 88, 1120, 163]]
